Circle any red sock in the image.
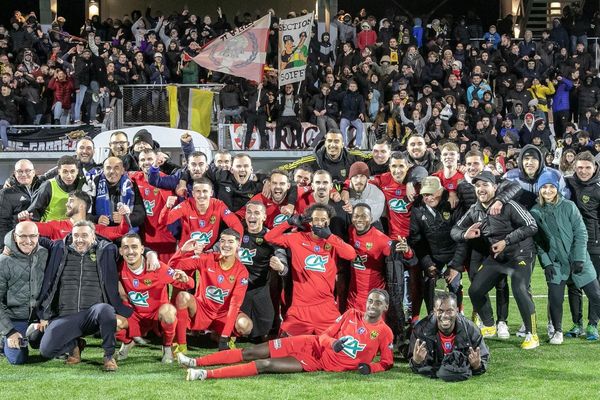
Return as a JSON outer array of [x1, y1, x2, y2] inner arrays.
[[175, 308, 190, 345], [196, 348, 243, 366], [161, 320, 176, 346], [207, 361, 258, 379]]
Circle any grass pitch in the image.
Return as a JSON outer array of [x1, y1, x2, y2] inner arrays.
[[2, 268, 600, 400]]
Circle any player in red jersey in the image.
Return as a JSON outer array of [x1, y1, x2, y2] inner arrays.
[[30, 191, 129, 240], [237, 169, 296, 228], [264, 203, 357, 336], [129, 149, 177, 262], [431, 143, 464, 209], [114, 234, 193, 363], [178, 289, 394, 380], [170, 229, 252, 354], [159, 178, 243, 249], [347, 203, 414, 311]]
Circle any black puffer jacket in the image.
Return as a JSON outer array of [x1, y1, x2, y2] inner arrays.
[[455, 175, 522, 218], [0, 175, 42, 250], [565, 162, 600, 254], [577, 82, 600, 114]]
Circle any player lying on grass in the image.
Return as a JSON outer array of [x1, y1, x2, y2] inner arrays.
[[178, 289, 394, 380]]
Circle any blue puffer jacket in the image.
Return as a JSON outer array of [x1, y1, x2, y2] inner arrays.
[[552, 78, 573, 113]]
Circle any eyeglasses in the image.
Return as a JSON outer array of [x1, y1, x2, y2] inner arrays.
[[15, 234, 39, 240], [15, 169, 34, 175]]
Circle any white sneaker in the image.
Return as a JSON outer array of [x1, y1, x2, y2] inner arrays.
[[497, 321, 510, 339], [117, 341, 135, 361], [549, 331, 563, 345], [516, 323, 527, 338], [547, 321, 555, 337], [186, 368, 207, 381], [161, 346, 174, 364], [178, 352, 196, 367]]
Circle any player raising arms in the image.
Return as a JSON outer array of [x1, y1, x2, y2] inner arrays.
[[115, 234, 193, 363], [170, 229, 252, 354], [179, 289, 394, 380]]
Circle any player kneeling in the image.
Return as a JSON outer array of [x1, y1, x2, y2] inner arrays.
[[116, 234, 194, 363], [170, 229, 252, 354], [179, 289, 394, 380]]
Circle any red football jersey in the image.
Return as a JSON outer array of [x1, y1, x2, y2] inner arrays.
[[370, 172, 414, 238], [35, 218, 128, 241], [159, 197, 243, 249], [295, 186, 315, 217], [347, 227, 392, 312], [318, 308, 394, 373], [129, 171, 176, 248], [264, 221, 356, 307], [119, 261, 194, 316], [169, 252, 249, 336], [236, 193, 292, 229], [432, 170, 465, 192]]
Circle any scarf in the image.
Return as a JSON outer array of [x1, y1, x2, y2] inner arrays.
[[95, 172, 135, 223]]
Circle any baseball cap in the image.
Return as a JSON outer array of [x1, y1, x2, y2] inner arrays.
[[472, 171, 496, 185], [420, 176, 443, 195]]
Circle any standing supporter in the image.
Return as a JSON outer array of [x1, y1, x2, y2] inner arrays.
[[264, 203, 357, 335], [339, 80, 366, 148], [0, 160, 41, 250], [275, 83, 303, 149], [452, 171, 539, 350], [531, 172, 600, 344], [47, 68, 74, 124]]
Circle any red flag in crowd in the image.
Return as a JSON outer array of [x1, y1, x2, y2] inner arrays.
[[192, 14, 270, 82]]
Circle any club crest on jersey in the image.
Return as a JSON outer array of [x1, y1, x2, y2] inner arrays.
[[190, 230, 213, 244], [256, 237, 264, 245], [354, 241, 361, 248], [144, 279, 152, 286], [205, 286, 230, 304], [370, 331, 379, 339], [324, 243, 332, 251], [133, 279, 139, 288], [199, 220, 206, 227], [128, 291, 150, 307], [443, 211, 450, 220], [238, 247, 257, 265], [218, 275, 224, 283], [144, 199, 156, 216], [358, 327, 366, 335], [89, 253, 97, 262], [229, 275, 235, 283], [210, 216, 216, 224], [273, 214, 289, 226], [582, 195, 590, 204], [338, 335, 366, 359], [389, 198, 408, 213], [154, 188, 160, 195], [304, 254, 329, 272], [352, 254, 368, 270], [366, 242, 373, 250]]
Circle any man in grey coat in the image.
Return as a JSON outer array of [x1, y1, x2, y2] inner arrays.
[[0, 221, 47, 364], [346, 162, 385, 223]]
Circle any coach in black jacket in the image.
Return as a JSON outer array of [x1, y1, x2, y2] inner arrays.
[[36, 221, 132, 371], [451, 171, 539, 349]]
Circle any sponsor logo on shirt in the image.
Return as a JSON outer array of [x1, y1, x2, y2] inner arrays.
[[352, 254, 368, 270], [304, 254, 329, 272], [338, 335, 366, 359], [190, 230, 213, 244], [128, 291, 150, 307], [205, 286, 230, 304], [388, 198, 408, 213], [143, 199, 156, 216], [238, 247, 257, 265]]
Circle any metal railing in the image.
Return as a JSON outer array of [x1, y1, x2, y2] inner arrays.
[[113, 84, 224, 130]]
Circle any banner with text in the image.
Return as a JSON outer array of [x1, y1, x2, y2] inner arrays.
[[278, 13, 314, 87]]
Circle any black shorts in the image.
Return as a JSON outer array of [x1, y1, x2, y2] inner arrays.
[[241, 285, 274, 338]]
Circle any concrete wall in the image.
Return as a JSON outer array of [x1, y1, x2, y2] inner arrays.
[[101, 0, 315, 21]]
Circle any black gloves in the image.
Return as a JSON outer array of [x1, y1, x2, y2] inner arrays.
[[288, 215, 311, 229], [312, 225, 332, 239], [218, 336, 230, 351], [357, 363, 371, 375], [332, 336, 350, 353], [571, 261, 584, 275], [544, 266, 555, 282]]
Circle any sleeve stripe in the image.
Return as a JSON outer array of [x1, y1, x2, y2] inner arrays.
[[509, 200, 535, 225]]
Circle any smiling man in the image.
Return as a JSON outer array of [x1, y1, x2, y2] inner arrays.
[[409, 292, 489, 381], [179, 289, 393, 381]]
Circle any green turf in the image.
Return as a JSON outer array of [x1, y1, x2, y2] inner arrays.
[[2, 268, 600, 400]]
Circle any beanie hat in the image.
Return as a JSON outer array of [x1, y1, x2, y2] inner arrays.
[[536, 171, 559, 193], [133, 129, 154, 147], [348, 161, 370, 179]]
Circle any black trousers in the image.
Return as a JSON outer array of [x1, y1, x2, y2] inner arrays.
[[469, 255, 536, 333], [468, 252, 510, 322], [549, 279, 600, 331], [567, 254, 600, 326], [275, 116, 303, 149], [245, 111, 268, 149], [39, 303, 117, 359]]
